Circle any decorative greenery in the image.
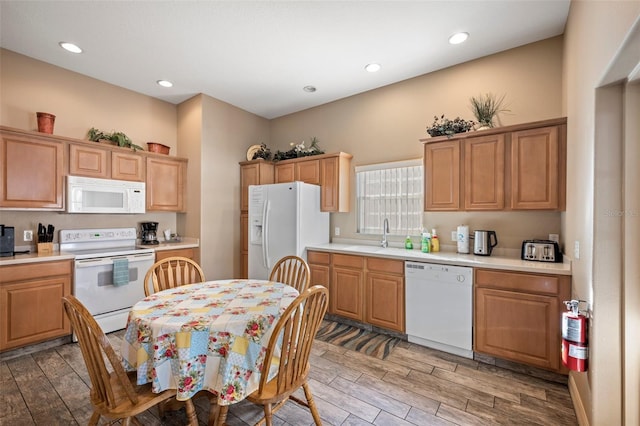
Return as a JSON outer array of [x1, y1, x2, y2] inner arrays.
[[426, 115, 475, 137], [469, 93, 510, 128], [252, 143, 272, 160], [87, 127, 143, 151], [273, 137, 324, 161]]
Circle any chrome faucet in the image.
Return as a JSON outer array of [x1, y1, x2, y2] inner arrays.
[[381, 218, 389, 248]]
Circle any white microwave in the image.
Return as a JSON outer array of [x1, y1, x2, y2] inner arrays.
[[67, 176, 146, 214]]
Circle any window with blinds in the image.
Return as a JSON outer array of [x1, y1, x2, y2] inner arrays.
[[356, 159, 423, 236]]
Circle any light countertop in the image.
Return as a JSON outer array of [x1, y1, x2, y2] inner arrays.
[[136, 237, 200, 251], [0, 237, 200, 267], [306, 243, 571, 275]]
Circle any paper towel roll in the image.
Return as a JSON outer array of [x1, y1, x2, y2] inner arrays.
[[457, 225, 470, 254]]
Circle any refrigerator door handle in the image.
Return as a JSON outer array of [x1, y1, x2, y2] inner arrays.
[[262, 200, 270, 269]]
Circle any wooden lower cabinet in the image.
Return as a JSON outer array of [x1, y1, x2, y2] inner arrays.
[[365, 257, 404, 332], [309, 251, 405, 332], [0, 260, 72, 351], [155, 247, 200, 264], [307, 251, 331, 310], [474, 268, 570, 373], [332, 254, 364, 321]]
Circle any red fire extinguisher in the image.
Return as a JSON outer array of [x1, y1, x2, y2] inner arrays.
[[561, 299, 589, 372]]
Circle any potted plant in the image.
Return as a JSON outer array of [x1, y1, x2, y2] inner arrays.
[[469, 93, 510, 129], [426, 115, 475, 138], [87, 127, 144, 151]]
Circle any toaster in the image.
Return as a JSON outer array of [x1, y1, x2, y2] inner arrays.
[[521, 239, 562, 263]]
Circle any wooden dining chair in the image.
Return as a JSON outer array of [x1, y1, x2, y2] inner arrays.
[[268, 255, 311, 293], [143, 256, 205, 296], [61, 294, 198, 426], [214, 285, 329, 426]]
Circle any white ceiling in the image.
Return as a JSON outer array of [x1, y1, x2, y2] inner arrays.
[[0, 1, 570, 119]]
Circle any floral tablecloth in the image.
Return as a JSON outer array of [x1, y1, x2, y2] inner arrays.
[[120, 279, 298, 403]]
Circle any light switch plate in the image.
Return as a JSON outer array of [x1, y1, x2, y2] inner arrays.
[[574, 240, 580, 259], [24, 230, 33, 242], [335, 227, 340, 236]]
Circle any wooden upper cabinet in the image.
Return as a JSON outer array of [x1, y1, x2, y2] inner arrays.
[[1, 129, 64, 210], [274, 163, 294, 183], [69, 143, 109, 178], [69, 144, 144, 182], [112, 152, 144, 181], [510, 125, 563, 210], [240, 160, 274, 211], [275, 159, 319, 185], [464, 134, 505, 210], [296, 160, 320, 184], [146, 156, 187, 212], [424, 140, 460, 210], [320, 154, 351, 212], [271, 153, 352, 212], [422, 118, 566, 212]]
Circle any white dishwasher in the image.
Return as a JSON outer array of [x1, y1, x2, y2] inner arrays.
[[405, 261, 473, 358]]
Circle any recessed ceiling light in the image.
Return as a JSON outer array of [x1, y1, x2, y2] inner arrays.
[[303, 85, 316, 93], [365, 63, 381, 73], [59, 42, 82, 54], [448, 32, 469, 45], [157, 80, 173, 88]]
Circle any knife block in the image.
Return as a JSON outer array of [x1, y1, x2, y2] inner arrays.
[[37, 242, 53, 254]]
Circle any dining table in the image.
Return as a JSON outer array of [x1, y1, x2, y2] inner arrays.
[[120, 279, 299, 408]]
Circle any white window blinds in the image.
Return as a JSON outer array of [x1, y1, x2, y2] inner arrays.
[[356, 159, 423, 235]]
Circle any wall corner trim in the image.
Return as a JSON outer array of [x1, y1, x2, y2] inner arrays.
[[568, 372, 590, 426]]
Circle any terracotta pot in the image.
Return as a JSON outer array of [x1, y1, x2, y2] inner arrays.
[[147, 142, 170, 155], [36, 112, 55, 134]]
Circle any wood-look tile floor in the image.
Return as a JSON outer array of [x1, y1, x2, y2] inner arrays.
[[0, 330, 577, 425]]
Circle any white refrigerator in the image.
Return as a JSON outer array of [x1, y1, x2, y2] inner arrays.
[[248, 182, 329, 280]]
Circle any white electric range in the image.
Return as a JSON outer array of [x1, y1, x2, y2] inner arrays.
[[60, 228, 154, 333]]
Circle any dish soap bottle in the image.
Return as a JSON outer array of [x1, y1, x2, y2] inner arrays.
[[405, 236, 413, 250], [421, 231, 431, 253], [431, 228, 440, 252]]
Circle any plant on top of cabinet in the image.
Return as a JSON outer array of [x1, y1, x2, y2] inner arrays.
[[426, 115, 475, 138], [273, 137, 324, 161], [87, 127, 143, 151], [469, 93, 510, 129]]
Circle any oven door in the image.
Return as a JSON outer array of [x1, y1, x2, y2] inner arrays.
[[74, 252, 154, 316]]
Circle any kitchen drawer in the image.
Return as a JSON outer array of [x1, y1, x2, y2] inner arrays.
[[475, 269, 561, 295], [366, 257, 404, 275], [2, 260, 72, 282], [308, 250, 330, 265], [332, 253, 364, 269]]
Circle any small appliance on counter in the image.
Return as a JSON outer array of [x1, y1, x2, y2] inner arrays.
[[0, 225, 15, 257], [521, 239, 563, 263], [140, 221, 159, 245], [473, 230, 498, 256]]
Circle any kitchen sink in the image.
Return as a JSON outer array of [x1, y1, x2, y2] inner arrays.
[[340, 245, 384, 253]]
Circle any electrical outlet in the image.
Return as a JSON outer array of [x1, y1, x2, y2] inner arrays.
[[451, 230, 457, 241], [334, 227, 340, 236], [24, 230, 33, 241], [574, 240, 580, 259], [549, 233, 559, 243]]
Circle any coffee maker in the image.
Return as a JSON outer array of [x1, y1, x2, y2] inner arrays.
[[0, 225, 15, 257], [140, 222, 159, 245]]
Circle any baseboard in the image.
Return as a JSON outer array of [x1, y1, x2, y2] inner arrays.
[[568, 373, 590, 426]]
